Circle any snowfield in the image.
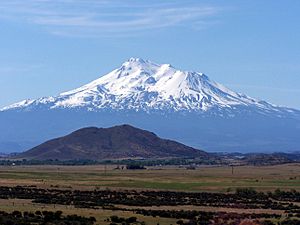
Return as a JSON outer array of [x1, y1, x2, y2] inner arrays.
[[1, 58, 295, 116]]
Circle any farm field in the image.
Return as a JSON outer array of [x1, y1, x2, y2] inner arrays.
[[0, 199, 177, 225], [0, 163, 299, 192], [0, 163, 299, 225]]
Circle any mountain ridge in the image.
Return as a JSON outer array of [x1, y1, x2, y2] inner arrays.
[[2, 58, 298, 117], [0, 58, 299, 153]]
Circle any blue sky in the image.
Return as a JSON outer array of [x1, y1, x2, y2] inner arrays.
[[0, 0, 299, 109]]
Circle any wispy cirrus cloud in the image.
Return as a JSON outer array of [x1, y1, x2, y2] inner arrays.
[[0, 0, 221, 37], [0, 64, 44, 76]]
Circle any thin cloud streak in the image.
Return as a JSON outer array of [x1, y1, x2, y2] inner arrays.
[[0, 64, 44, 76], [0, 0, 221, 37]]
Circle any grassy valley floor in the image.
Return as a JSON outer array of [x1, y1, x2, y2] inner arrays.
[[0, 164, 299, 192], [0, 163, 299, 225]]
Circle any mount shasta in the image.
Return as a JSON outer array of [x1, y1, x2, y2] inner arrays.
[[1, 58, 300, 153]]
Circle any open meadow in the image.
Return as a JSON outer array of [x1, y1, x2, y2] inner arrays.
[[0, 163, 299, 192], [0, 163, 299, 225]]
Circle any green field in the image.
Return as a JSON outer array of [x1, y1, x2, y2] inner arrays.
[[0, 163, 299, 192], [0, 164, 299, 224]]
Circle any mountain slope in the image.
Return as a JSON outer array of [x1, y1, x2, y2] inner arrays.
[[0, 58, 299, 153], [2, 58, 297, 116], [19, 125, 208, 160]]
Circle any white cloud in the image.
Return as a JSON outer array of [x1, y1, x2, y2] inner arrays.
[[0, 64, 44, 76], [0, 0, 221, 37]]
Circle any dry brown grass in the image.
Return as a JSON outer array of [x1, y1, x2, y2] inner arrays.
[[114, 204, 285, 215], [0, 199, 178, 225], [0, 164, 298, 224], [0, 163, 299, 192]]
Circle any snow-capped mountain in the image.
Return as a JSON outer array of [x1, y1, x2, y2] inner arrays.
[[1, 58, 295, 116], [1, 58, 299, 153]]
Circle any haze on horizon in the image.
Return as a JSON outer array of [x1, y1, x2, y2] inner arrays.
[[0, 0, 299, 109]]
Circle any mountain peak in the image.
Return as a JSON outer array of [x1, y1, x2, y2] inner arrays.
[[120, 57, 160, 72], [127, 57, 146, 63], [1, 58, 296, 116], [1, 59, 300, 154]]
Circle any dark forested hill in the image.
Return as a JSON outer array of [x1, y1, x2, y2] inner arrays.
[[20, 124, 208, 160]]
